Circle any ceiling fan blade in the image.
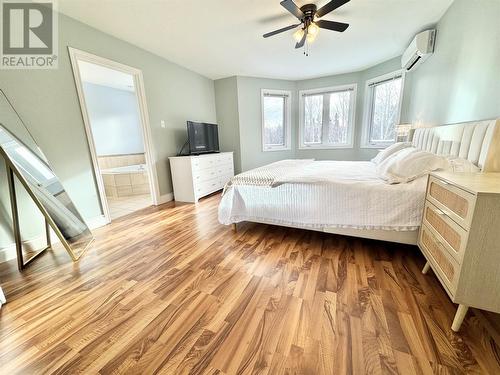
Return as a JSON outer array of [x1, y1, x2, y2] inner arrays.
[[316, 19, 349, 32], [263, 23, 301, 38], [316, 0, 350, 18], [280, 0, 304, 20], [295, 28, 307, 49]]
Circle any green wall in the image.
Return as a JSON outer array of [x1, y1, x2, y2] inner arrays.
[[236, 77, 297, 171], [0, 13, 216, 249], [215, 57, 402, 171], [214, 77, 242, 173], [403, 0, 500, 125]]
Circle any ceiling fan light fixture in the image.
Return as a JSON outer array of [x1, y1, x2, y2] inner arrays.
[[263, 0, 351, 53], [308, 22, 319, 36], [293, 28, 305, 42], [306, 33, 317, 43]]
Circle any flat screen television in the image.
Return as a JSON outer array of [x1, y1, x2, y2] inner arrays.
[[187, 121, 219, 154]]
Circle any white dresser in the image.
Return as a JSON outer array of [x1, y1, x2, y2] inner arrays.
[[169, 152, 234, 203]]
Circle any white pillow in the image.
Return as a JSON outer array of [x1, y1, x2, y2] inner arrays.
[[371, 142, 411, 165], [377, 147, 450, 184], [447, 157, 481, 173]]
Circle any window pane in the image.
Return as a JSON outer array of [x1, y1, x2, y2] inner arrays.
[[263, 96, 285, 146], [328, 91, 351, 144], [304, 94, 323, 144], [369, 77, 402, 143], [301, 87, 355, 148]]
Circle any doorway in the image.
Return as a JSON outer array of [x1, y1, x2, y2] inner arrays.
[[69, 48, 159, 222]]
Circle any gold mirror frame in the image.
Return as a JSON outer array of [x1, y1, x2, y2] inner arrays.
[[0, 89, 94, 269], [1, 148, 94, 268]]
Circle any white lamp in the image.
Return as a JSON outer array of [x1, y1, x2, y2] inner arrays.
[[395, 123, 412, 142]]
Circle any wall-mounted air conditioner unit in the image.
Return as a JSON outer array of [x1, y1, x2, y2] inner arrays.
[[401, 29, 436, 71]]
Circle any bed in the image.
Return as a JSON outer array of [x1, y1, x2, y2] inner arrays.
[[219, 119, 500, 245]]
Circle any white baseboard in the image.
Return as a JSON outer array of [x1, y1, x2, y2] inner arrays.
[[0, 245, 16, 264], [86, 214, 109, 230], [0, 214, 109, 264], [157, 193, 173, 205], [0, 235, 49, 264]]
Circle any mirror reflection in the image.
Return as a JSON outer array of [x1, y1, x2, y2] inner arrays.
[[0, 91, 93, 259]]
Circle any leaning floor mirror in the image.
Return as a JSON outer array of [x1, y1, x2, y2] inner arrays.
[[0, 90, 94, 269]]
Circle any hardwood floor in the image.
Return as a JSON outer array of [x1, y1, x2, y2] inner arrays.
[[1, 193, 499, 374]]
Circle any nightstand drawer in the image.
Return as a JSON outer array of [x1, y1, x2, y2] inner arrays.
[[427, 176, 476, 230], [423, 201, 468, 263], [419, 225, 459, 296]]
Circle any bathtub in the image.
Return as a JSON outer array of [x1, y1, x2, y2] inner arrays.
[[101, 164, 146, 174], [101, 164, 150, 198]]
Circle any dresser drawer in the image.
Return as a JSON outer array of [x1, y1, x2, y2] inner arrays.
[[195, 176, 223, 197], [422, 201, 468, 263], [419, 225, 460, 296], [215, 164, 234, 176], [193, 166, 220, 183], [193, 165, 233, 182], [215, 153, 233, 165], [191, 153, 233, 171], [218, 161, 234, 172], [427, 176, 476, 230], [191, 157, 217, 171]]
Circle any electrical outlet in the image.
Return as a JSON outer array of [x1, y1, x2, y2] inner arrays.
[[160, 120, 166, 128]]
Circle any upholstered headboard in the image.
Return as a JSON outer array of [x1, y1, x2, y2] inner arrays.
[[409, 119, 500, 172]]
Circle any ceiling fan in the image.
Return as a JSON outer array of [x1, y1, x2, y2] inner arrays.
[[263, 0, 350, 52]]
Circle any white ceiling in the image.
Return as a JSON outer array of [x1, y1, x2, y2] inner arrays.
[[78, 60, 135, 92], [59, 0, 454, 80]]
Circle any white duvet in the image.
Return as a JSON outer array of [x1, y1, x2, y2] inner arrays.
[[218, 160, 428, 231]]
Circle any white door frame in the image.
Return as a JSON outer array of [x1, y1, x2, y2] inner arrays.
[[68, 47, 160, 223]]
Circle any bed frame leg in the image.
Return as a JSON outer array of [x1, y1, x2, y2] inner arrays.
[[232, 223, 237, 232], [422, 261, 431, 274]]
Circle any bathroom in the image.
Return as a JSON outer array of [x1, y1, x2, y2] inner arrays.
[[78, 61, 153, 220]]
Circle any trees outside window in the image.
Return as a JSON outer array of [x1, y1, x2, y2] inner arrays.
[[364, 72, 404, 147], [300, 85, 356, 149], [261, 90, 291, 151]]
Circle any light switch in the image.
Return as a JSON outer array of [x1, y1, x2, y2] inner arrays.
[[160, 120, 166, 128]]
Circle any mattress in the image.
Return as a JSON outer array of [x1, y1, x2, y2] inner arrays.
[[218, 160, 428, 231]]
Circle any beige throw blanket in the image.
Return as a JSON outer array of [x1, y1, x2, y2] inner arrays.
[[222, 159, 314, 195]]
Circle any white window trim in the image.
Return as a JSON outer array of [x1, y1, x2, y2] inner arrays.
[[298, 84, 357, 150], [361, 70, 406, 149], [261, 89, 292, 152]]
